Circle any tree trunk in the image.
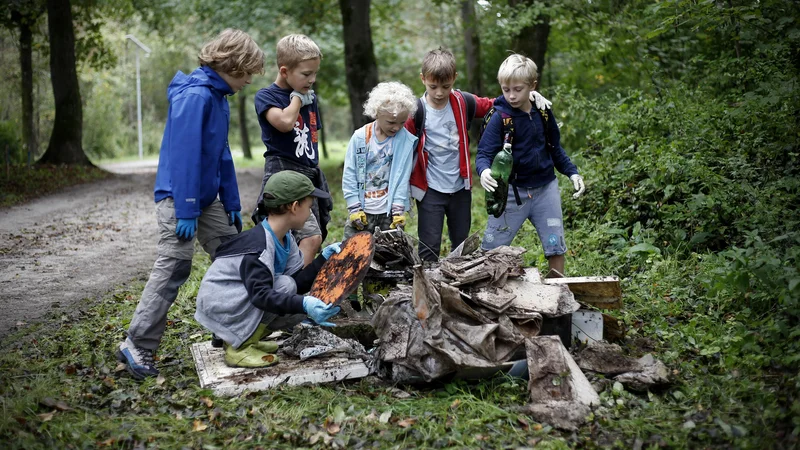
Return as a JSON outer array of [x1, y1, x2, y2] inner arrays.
[[461, 0, 484, 97], [39, 0, 90, 165], [339, 0, 379, 130], [509, 0, 550, 88], [238, 90, 252, 159], [12, 10, 37, 162]]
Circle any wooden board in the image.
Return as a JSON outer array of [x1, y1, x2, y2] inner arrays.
[[191, 341, 372, 396], [543, 276, 622, 309], [309, 232, 375, 305]]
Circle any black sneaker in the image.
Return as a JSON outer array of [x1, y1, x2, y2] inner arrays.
[[211, 334, 223, 348], [116, 338, 159, 380]]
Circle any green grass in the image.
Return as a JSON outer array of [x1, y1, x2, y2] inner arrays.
[[1, 149, 796, 449]]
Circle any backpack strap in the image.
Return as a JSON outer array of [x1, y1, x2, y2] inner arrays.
[[414, 98, 425, 140], [365, 122, 373, 143], [456, 89, 477, 126]]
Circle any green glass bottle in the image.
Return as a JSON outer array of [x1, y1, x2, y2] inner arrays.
[[486, 143, 513, 218]]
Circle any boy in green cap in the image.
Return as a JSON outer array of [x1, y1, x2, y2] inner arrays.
[[195, 171, 342, 368]]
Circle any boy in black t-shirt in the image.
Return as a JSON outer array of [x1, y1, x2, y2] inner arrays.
[[253, 34, 331, 267]]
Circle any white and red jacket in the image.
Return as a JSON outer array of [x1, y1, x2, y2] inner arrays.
[[404, 90, 493, 201]]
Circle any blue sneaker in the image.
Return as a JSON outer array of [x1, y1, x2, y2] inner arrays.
[[116, 338, 159, 379]]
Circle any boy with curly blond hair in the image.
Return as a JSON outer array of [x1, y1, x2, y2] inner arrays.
[[117, 29, 265, 380], [342, 81, 418, 238]]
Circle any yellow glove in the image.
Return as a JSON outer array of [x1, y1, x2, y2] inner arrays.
[[349, 210, 367, 230], [391, 214, 406, 230]]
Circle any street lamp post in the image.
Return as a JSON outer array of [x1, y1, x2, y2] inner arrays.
[[125, 34, 151, 160]]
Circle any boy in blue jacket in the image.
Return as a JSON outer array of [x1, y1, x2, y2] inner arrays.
[[476, 54, 586, 278], [342, 81, 418, 238], [117, 29, 265, 380], [253, 34, 332, 267], [195, 171, 341, 368]]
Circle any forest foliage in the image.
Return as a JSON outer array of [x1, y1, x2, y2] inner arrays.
[[0, 0, 798, 447]]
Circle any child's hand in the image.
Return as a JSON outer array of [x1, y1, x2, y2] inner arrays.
[[290, 90, 315, 106], [570, 174, 586, 199], [227, 210, 243, 233], [349, 210, 368, 230], [480, 169, 498, 193], [391, 214, 406, 230], [321, 242, 342, 259], [530, 91, 552, 111], [175, 218, 198, 241], [302, 296, 340, 327]]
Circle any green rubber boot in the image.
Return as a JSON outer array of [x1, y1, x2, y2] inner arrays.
[[224, 324, 280, 368]]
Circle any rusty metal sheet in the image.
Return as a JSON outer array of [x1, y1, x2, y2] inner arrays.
[[309, 232, 375, 305]]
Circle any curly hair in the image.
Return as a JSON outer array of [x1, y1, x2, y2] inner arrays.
[[198, 29, 265, 77], [276, 34, 323, 69], [497, 54, 538, 87], [362, 81, 417, 119]]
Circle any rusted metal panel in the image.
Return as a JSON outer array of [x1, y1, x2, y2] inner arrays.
[[309, 232, 375, 305]]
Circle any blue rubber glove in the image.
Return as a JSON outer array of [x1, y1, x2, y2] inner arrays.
[[321, 242, 342, 260], [175, 218, 198, 241], [228, 211, 243, 233], [302, 296, 340, 327]]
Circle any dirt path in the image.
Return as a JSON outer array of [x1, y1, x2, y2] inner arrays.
[[0, 162, 264, 339]]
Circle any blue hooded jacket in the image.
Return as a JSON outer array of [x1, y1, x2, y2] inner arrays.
[[154, 66, 241, 218], [475, 96, 578, 189]]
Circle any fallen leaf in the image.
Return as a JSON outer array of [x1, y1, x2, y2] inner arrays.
[[210, 407, 223, 421], [97, 438, 116, 447], [200, 397, 214, 408], [450, 399, 461, 409], [192, 420, 208, 432], [364, 408, 378, 422], [310, 431, 333, 445], [474, 434, 485, 441], [37, 411, 56, 422], [114, 363, 127, 373], [326, 421, 340, 435], [64, 365, 76, 375], [397, 418, 416, 428], [261, 354, 276, 363], [15, 321, 27, 327], [533, 423, 543, 431], [102, 377, 116, 389], [156, 374, 166, 386], [389, 387, 411, 399], [517, 416, 529, 430], [379, 410, 392, 424], [38, 398, 70, 411]]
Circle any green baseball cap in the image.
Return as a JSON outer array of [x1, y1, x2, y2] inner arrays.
[[262, 171, 330, 207]]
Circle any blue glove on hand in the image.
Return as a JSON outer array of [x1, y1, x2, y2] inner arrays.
[[175, 218, 198, 241], [321, 242, 342, 260], [302, 296, 340, 327], [290, 89, 315, 106], [228, 211, 243, 233]]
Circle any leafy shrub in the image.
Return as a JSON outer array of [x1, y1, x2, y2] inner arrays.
[[0, 120, 23, 165]]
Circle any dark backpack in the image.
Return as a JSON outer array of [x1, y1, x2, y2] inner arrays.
[[413, 90, 477, 141]]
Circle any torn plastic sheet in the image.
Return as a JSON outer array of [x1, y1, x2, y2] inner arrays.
[[280, 326, 370, 362], [373, 267, 526, 382]]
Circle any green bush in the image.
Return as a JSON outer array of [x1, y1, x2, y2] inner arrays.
[[0, 120, 23, 165]]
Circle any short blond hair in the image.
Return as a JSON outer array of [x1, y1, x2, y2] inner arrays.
[[363, 81, 418, 119], [276, 34, 323, 69], [421, 47, 456, 83], [497, 54, 538, 87], [198, 29, 265, 77]]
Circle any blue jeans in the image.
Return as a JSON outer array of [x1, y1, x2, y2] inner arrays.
[[481, 179, 567, 257]]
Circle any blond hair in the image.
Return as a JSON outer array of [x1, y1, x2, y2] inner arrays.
[[198, 29, 264, 77], [497, 54, 538, 87], [276, 34, 323, 69], [421, 47, 457, 83], [363, 81, 417, 119]]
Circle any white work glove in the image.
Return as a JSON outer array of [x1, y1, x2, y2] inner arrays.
[[480, 168, 498, 193], [570, 174, 585, 199], [290, 89, 315, 106], [530, 91, 552, 111]]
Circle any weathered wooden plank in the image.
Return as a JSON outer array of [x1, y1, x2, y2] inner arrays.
[[543, 276, 622, 309], [191, 341, 371, 396]]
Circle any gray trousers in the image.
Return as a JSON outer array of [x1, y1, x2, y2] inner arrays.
[[416, 188, 472, 262], [259, 275, 307, 332], [127, 198, 237, 350]]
